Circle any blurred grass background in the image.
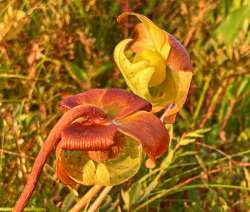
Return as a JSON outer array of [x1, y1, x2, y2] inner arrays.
[[0, 0, 250, 211]]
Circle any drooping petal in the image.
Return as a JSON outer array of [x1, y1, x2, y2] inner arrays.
[[59, 88, 151, 119], [116, 111, 169, 159], [60, 123, 117, 151]]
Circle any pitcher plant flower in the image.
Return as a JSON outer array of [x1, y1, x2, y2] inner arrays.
[[14, 88, 169, 212], [114, 12, 193, 122]]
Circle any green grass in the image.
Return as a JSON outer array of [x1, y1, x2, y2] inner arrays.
[[0, 0, 250, 211]]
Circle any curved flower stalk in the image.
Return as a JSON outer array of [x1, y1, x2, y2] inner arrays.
[[114, 12, 193, 122], [14, 88, 169, 212]]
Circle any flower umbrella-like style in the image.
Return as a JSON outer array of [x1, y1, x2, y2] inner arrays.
[[14, 88, 169, 212], [114, 12, 193, 122]]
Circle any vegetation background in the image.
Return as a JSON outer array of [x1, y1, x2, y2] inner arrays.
[[0, 0, 250, 211]]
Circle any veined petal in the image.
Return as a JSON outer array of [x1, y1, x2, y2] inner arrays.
[[59, 89, 106, 111], [117, 111, 169, 159], [101, 88, 151, 119], [59, 88, 151, 120], [60, 123, 117, 151]]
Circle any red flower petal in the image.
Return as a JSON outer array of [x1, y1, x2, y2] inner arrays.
[[117, 111, 169, 159], [59, 88, 151, 119], [101, 88, 151, 119], [56, 153, 78, 187], [60, 122, 117, 151], [167, 33, 193, 72], [60, 89, 106, 110]]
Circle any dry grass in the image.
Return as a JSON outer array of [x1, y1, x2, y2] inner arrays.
[[0, 0, 250, 211]]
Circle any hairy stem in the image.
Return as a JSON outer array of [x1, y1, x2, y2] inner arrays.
[[14, 105, 100, 212]]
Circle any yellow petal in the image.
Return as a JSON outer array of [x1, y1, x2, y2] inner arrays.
[[114, 39, 155, 97], [134, 49, 166, 87], [162, 69, 193, 116], [96, 163, 111, 185], [118, 12, 171, 58], [82, 160, 96, 185], [114, 38, 192, 113]]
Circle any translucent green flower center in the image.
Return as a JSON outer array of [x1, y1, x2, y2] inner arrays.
[[60, 136, 142, 186]]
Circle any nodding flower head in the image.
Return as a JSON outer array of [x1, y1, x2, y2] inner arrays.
[[14, 88, 169, 211], [114, 12, 193, 122], [56, 88, 169, 186]]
